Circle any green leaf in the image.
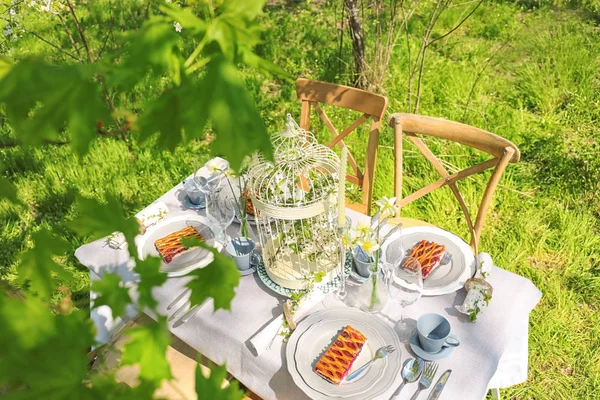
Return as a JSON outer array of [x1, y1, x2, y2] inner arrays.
[[134, 257, 168, 311], [91, 273, 132, 318], [0, 176, 22, 205], [17, 228, 72, 298], [221, 0, 266, 20], [0, 294, 56, 350], [240, 49, 293, 80], [0, 55, 12, 80], [121, 317, 172, 385], [195, 362, 246, 400], [109, 18, 182, 89], [0, 302, 95, 400], [0, 60, 110, 155], [68, 195, 140, 258], [206, 57, 273, 171], [89, 375, 158, 399], [138, 87, 189, 151], [182, 237, 240, 311], [160, 3, 207, 35]]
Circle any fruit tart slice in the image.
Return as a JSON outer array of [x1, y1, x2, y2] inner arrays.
[[405, 240, 446, 279], [154, 226, 204, 264], [314, 325, 367, 385]]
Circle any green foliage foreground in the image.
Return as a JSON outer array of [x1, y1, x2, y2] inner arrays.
[[0, 0, 281, 397], [1, 0, 600, 399]]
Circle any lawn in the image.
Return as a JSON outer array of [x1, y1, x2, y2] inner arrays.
[[1, 1, 599, 399]]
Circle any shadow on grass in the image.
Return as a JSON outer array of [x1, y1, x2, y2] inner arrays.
[[33, 187, 78, 226], [0, 209, 25, 278]]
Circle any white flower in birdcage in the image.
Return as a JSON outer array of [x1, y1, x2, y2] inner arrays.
[[247, 114, 342, 290]]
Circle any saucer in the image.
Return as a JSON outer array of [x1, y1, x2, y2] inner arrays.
[[409, 329, 455, 361], [183, 197, 206, 210], [238, 265, 257, 276]]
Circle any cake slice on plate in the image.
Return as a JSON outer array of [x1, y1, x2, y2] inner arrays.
[[314, 325, 367, 385], [154, 226, 205, 264], [405, 240, 446, 279]]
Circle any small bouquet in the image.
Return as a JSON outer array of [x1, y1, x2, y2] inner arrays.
[[349, 196, 401, 312]]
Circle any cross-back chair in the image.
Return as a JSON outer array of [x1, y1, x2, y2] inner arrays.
[[295, 78, 388, 215], [388, 113, 520, 254]]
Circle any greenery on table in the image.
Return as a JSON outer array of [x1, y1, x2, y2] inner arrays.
[[1, 0, 600, 399]]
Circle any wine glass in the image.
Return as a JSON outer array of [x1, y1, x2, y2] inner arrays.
[[334, 216, 352, 301], [206, 188, 235, 246], [388, 256, 423, 341]]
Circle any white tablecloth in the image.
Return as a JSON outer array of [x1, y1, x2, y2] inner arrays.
[[76, 177, 542, 400]]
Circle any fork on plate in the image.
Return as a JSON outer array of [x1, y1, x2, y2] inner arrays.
[[410, 361, 438, 400]]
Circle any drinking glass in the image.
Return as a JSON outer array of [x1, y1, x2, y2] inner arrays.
[[334, 216, 352, 301], [388, 256, 423, 340], [206, 188, 235, 245]]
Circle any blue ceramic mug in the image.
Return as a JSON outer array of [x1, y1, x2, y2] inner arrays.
[[417, 313, 460, 353]]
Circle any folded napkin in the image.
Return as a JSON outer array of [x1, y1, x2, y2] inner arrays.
[[136, 201, 169, 230], [106, 201, 169, 249], [247, 290, 327, 356]]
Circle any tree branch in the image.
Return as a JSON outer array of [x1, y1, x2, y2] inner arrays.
[[55, 11, 83, 61], [462, 30, 518, 119], [21, 27, 81, 62], [428, 0, 484, 46], [96, 4, 115, 60], [65, 0, 94, 62]]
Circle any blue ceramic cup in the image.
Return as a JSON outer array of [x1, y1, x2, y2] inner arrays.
[[226, 237, 256, 271], [183, 179, 205, 207], [417, 313, 461, 353]]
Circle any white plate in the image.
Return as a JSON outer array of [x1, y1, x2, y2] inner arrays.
[[136, 215, 224, 277], [286, 309, 402, 400], [381, 226, 476, 296]]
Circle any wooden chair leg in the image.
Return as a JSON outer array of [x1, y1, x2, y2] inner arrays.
[[490, 387, 501, 400]]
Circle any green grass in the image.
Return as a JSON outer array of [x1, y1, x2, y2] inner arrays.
[[2, 1, 600, 398]]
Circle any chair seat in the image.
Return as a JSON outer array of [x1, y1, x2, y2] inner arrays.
[[90, 313, 259, 400]]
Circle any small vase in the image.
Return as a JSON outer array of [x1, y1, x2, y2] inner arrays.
[[357, 270, 388, 313]]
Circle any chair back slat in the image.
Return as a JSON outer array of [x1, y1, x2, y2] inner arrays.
[[296, 78, 388, 117], [388, 113, 520, 252], [296, 78, 388, 214]]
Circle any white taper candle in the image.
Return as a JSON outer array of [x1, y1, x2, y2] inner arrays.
[[337, 146, 348, 228]]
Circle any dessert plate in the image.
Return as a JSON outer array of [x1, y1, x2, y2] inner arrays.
[[381, 226, 476, 296], [287, 309, 402, 400], [136, 215, 224, 277]]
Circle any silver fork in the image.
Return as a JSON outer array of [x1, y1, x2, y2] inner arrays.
[[440, 252, 452, 266], [410, 361, 438, 400], [346, 345, 396, 382]]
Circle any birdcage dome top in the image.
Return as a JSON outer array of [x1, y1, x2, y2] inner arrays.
[[247, 115, 340, 215]]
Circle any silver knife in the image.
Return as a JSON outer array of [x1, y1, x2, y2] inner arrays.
[[427, 369, 452, 400]]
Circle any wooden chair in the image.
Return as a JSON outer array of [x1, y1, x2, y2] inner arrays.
[[388, 113, 520, 254], [295, 78, 388, 215]]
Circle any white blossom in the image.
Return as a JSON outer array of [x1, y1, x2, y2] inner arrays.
[[357, 236, 379, 256], [174, 22, 182, 33], [375, 196, 398, 218]]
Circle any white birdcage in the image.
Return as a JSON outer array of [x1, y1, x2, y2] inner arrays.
[[247, 114, 342, 290]]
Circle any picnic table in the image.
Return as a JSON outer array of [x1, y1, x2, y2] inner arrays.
[[76, 168, 541, 400]]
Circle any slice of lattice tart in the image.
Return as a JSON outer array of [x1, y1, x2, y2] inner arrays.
[[405, 240, 446, 279], [154, 226, 204, 264], [314, 325, 367, 385]]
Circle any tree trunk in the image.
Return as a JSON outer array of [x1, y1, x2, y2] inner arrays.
[[344, 0, 368, 89]]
